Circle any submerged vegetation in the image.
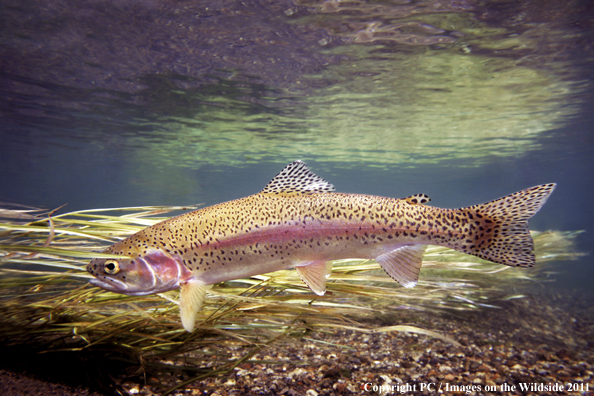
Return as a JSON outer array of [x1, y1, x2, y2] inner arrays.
[[0, 205, 584, 392]]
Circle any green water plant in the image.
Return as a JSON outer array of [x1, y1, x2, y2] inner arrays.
[[0, 205, 583, 391]]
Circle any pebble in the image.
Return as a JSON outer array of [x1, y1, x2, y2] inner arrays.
[[115, 291, 594, 396]]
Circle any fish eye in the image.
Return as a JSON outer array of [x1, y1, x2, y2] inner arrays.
[[104, 260, 120, 275]]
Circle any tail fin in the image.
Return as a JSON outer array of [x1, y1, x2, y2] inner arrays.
[[460, 184, 556, 267]]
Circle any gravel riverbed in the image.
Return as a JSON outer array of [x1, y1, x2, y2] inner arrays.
[[1, 289, 592, 395]]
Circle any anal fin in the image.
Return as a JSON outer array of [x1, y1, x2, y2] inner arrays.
[[295, 261, 331, 296], [375, 245, 427, 288], [180, 280, 210, 332]]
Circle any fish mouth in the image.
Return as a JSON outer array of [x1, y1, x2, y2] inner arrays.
[[88, 277, 158, 296]]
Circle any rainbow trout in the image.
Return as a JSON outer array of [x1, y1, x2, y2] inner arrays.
[[87, 161, 556, 331]]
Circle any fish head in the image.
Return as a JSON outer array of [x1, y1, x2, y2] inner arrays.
[[86, 247, 191, 296]]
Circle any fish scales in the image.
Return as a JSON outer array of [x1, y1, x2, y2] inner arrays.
[[87, 160, 556, 331], [105, 193, 478, 283]]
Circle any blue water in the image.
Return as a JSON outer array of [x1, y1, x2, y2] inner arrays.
[[1, 0, 593, 293]]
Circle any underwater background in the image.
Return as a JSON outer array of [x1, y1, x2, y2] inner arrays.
[[2, 0, 592, 290], [0, 0, 593, 394]]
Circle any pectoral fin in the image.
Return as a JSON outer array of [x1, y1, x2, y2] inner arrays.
[[376, 245, 427, 288], [180, 280, 210, 332], [295, 261, 331, 296]]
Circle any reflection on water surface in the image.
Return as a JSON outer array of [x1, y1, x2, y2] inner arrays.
[[0, 0, 589, 168]]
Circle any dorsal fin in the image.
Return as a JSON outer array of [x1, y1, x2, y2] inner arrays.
[[260, 160, 335, 195], [404, 194, 431, 205]]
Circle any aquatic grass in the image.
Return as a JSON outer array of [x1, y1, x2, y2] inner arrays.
[[0, 205, 584, 390]]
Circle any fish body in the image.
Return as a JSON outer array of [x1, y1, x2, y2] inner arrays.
[[87, 161, 556, 331]]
